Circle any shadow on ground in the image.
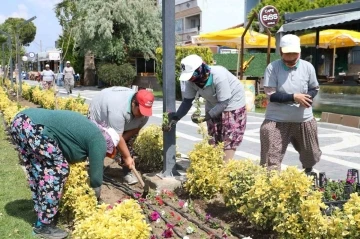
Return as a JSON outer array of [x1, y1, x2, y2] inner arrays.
[[5, 199, 36, 225]]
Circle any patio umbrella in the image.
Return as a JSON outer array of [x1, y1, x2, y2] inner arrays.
[[299, 29, 360, 76], [191, 27, 276, 49], [192, 27, 275, 76]]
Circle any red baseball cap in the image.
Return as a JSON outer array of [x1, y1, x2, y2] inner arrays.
[[136, 90, 155, 116]]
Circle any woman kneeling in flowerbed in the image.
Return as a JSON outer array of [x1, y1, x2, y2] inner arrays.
[[10, 108, 119, 239]]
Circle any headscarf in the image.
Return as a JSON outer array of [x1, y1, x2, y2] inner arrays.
[[90, 120, 117, 154], [189, 63, 211, 88]]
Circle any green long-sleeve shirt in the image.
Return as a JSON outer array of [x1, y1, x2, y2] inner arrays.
[[20, 108, 107, 188]]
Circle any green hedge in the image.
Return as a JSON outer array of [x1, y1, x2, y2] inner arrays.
[[97, 63, 136, 87], [155, 46, 213, 99], [213, 53, 281, 77], [320, 85, 360, 95]]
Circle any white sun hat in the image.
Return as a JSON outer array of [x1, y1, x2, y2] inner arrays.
[[179, 54, 203, 81], [280, 34, 301, 53]]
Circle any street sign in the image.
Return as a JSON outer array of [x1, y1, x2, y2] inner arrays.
[[49, 52, 60, 61], [259, 5, 279, 28], [28, 52, 35, 58]]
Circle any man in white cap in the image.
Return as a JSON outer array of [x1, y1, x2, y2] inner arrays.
[[62, 61, 75, 94], [260, 34, 322, 173], [41, 64, 55, 90], [164, 54, 247, 162]]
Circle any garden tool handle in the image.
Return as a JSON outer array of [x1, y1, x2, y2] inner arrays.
[[131, 166, 145, 188]]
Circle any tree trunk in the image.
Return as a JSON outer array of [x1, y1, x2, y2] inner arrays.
[[83, 51, 96, 86]]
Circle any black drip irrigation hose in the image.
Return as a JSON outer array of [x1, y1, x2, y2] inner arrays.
[[103, 166, 243, 239]]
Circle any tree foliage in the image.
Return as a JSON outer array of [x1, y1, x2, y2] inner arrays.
[[249, 0, 354, 34], [0, 17, 35, 67], [57, 29, 84, 76], [156, 47, 213, 99], [0, 18, 36, 46], [71, 0, 162, 64]]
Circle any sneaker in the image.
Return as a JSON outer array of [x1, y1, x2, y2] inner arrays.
[[123, 172, 138, 185], [304, 167, 313, 173], [33, 224, 68, 239]]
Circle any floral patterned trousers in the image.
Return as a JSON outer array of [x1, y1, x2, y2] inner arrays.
[[207, 106, 247, 150], [10, 114, 69, 224]]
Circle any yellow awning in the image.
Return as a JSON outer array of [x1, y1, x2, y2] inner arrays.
[[192, 27, 276, 49], [300, 29, 360, 48]]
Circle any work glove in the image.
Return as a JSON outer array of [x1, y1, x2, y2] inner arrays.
[[162, 114, 179, 132], [191, 112, 211, 124], [93, 186, 101, 201]]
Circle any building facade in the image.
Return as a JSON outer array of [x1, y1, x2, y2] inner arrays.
[[175, 0, 245, 44]]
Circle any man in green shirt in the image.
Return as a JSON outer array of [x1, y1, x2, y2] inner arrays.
[[10, 108, 119, 239]]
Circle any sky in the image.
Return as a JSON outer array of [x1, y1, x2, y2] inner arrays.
[[0, 0, 62, 54]]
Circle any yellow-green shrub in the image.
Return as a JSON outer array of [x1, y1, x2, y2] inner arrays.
[[60, 162, 97, 222], [220, 159, 266, 210], [184, 139, 224, 200], [73, 199, 151, 239], [239, 167, 314, 230], [274, 190, 329, 238], [60, 162, 151, 239], [133, 124, 163, 172], [343, 193, 360, 238]]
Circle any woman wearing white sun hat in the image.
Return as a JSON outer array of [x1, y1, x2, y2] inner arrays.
[[63, 61, 75, 94], [164, 54, 247, 162]]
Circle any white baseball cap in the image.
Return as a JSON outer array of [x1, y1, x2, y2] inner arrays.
[[104, 127, 120, 149], [280, 34, 301, 53], [45, 64, 50, 67], [66, 61, 70, 64], [179, 54, 203, 81]]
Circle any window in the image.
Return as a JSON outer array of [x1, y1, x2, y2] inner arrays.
[[175, 19, 183, 32], [352, 50, 360, 64], [190, 19, 196, 28]]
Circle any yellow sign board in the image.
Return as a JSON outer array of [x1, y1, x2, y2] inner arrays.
[[240, 80, 256, 112]]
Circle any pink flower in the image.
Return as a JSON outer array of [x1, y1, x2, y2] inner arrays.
[[150, 211, 160, 221], [116, 200, 122, 204], [134, 192, 142, 199], [107, 205, 113, 210], [155, 196, 164, 206], [205, 213, 212, 221], [166, 223, 174, 229], [162, 228, 173, 238], [178, 200, 185, 208], [150, 235, 156, 239]]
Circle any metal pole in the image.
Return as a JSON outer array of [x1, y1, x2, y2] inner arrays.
[[7, 36, 13, 87], [16, 16, 36, 94], [240, 12, 257, 81], [17, 33, 22, 92], [314, 29, 320, 76], [265, 27, 271, 65], [1, 43, 5, 74], [161, 0, 178, 177]]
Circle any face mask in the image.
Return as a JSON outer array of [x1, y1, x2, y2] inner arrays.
[[189, 63, 211, 84], [283, 56, 300, 67]]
